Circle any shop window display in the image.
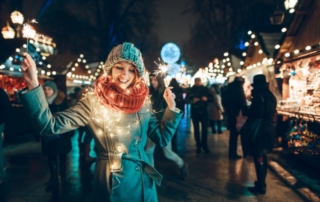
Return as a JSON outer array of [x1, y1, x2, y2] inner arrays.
[[277, 56, 320, 156]]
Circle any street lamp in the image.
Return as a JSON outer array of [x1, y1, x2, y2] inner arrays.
[[270, 7, 285, 25], [10, 10, 24, 25], [2, 10, 25, 39], [1, 22, 15, 39], [284, 0, 298, 10]]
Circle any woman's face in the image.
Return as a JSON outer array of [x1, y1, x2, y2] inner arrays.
[[44, 86, 54, 97], [111, 62, 137, 89], [150, 76, 159, 89]]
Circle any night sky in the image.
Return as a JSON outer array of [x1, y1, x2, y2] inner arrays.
[[156, 0, 196, 49]]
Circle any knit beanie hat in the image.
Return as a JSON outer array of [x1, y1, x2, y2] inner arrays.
[[104, 42, 145, 78], [43, 81, 57, 93]]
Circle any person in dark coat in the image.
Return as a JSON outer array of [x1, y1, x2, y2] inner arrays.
[[246, 74, 277, 194], [0, 88, 11, 183], [168, 78, 185, 149], [145, 74, 188, 180], [186, 78, 213, 153], [223, 77, 247, 159], [42, 81, 72, 185]]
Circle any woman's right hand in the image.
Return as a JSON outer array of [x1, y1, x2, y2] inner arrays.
[[21, 53, 39, 90]]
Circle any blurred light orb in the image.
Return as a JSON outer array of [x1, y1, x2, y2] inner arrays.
[[167, 63, 181, 76], [161, 43, 181, 64]]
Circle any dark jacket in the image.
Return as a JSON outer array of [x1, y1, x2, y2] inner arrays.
[[187, 85, 213, 116], [171, 86, 184, 112], [248, 84, 277, 156], [150, 87, 167, 120], [0, 88, 11, 125], [41, 91, 72, 156], [223, 82, 247, 130]]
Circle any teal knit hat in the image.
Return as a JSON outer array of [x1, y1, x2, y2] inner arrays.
[[104, 42, 145, 78], [43, 81, 57, 93]]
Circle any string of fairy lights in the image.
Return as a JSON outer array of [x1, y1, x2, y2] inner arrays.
[[199, 0, 299, 78]]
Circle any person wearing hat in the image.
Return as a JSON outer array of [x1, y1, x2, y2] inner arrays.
[[245, 74, 277, 194], [223, 76, 247, 159], [19, 42, 182, 201], [42, 81, 72, 186]]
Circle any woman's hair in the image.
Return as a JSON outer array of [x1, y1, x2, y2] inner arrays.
[[149, 73, 165, 94]]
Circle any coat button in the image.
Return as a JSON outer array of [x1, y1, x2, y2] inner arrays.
[[135, 166, 141, 171]]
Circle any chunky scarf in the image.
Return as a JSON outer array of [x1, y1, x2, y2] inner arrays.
[[94, 75, 149, 114]]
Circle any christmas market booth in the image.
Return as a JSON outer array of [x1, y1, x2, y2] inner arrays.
[[275, 0, 320, 168], [0, 35, 56, 142]]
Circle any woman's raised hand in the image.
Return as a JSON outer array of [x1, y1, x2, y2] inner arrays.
[[21, 53, 39, 90], [163, 87, 176, 110]]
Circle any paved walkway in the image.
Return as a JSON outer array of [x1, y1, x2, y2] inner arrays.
[[0, 111, 305, 202]]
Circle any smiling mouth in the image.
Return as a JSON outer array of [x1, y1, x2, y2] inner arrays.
[[118, 78, 129, 84]]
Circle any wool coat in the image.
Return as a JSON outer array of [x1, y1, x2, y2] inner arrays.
[[19, 86, 182, 202], [208, 94, 223, 121]]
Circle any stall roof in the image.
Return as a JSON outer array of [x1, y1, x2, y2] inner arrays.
[[260, 32, 283, 58], [46, 54, 79, 75], [276, 0, 318, 59]]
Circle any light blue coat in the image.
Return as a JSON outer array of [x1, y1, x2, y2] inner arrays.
[[19, 86, 183, 202]]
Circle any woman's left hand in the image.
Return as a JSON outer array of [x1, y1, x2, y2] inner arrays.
[[163, 87, 176, 110]]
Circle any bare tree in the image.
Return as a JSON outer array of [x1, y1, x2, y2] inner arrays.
[[184, 0, 277, 67], [36, 0, 159, 66]]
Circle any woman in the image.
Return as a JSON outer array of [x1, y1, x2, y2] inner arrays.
[[145, 74, 188, 180], [245, 74, 277, 194], [41, 81, 72, 185], [19, 42, 182, 201], [208, 85, 223, 134]]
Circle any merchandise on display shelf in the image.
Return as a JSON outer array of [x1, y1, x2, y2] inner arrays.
[[278, 55, 320, 115], [286, 119, 320, 156]]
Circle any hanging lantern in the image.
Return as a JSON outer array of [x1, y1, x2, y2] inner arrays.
[[284, 0, 298, 10], [270, 8, 285, 25], [1, 22, 15, 39], [10, 10, 24, 25]]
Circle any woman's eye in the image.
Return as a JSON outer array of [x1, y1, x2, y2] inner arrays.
[[129, 69, 135, 73], [116, 66, 123, 70]]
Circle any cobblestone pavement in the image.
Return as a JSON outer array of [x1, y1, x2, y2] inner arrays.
[[0, 112, 305, 202]]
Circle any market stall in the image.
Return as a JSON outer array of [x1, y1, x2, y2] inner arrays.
[[275, 0, 320, 162]]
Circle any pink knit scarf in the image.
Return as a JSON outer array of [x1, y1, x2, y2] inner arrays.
[[94, 75, 149, 114]]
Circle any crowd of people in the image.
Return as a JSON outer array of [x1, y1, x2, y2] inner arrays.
[[0, 42, 277, 201]]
